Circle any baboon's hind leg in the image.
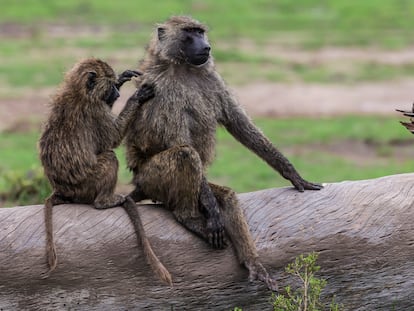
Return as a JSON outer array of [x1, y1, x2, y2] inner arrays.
[[136, 145, 224, 247], [93, 150, 126, 209], [209, 183, 278, 291]]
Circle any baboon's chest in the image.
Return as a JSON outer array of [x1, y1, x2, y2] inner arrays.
[[139, 82, 218, 163]]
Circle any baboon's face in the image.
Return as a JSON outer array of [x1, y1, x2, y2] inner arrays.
[[157, 24, 211, 66], [181, 27, 211, 66], [101, 81, 120, 107], [85, 70, 120, 108]]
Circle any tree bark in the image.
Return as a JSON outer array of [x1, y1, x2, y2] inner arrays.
[[1, 173, 413, 311]]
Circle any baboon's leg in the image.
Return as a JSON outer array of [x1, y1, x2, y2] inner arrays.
[[135, 145, 202, 211], [135, 146, 210, 239], [209, 183, 278, 291], [93, 150, 126, 209]]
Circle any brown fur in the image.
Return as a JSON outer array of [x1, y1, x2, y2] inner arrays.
[[39, 58, 172, 285], [125, 16, 322, 290]]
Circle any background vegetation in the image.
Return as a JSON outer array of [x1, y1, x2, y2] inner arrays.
[[1, 0, 414, 206]]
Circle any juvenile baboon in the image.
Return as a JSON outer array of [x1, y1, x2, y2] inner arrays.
[[125, 16, 322, 290], [39, 58, 171, 285]]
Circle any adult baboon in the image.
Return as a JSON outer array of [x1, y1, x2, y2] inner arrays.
[[39, 58, 171, 285], [125, 16, 322, 290]]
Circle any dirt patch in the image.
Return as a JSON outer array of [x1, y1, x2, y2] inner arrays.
[[230, 39, 414, 65], [289, 138, 414, 166], [2, 79, 413, 132], [234, 80, 414, 118]]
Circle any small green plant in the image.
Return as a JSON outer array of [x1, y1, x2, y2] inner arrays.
[[271, 252, 342, 311], [0, 167, 51, 206]]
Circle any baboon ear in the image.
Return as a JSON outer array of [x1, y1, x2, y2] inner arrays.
[[86, 71, 97, 92], [157, 27, 166, 41]]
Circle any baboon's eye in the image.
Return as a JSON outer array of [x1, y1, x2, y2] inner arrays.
[[86, 71, 97, 92], [184, 35, 194, 44], [194, 28, 204, 35], [183, 27, 204, 35], [157, 27, 166, 41]]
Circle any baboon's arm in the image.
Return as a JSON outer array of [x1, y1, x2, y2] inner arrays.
[[219, 94, 322, 191], [111, 84, 155, 148]]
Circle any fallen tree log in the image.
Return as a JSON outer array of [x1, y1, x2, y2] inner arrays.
[[1, 173, 413, 310]]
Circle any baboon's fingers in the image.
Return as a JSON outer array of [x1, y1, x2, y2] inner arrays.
[[206, 217, 226, 248], [120, 69, 142, 79], [294, 184, 305, 192], [217, 229, 225, 249], [136, 84, 155, 104], [211, 231, 225, 249], [291, 178, 323, 192], [117, 70, 143, 88], [208, 232, 214, 247], [216, 231, 221, 249], [302, 181, 324, 191], [130, 70, 143, 76], [208, 232, 219, 249]]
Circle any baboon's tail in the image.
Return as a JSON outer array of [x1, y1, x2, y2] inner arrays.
[[122, 196, 173, 286], [42, 196, 57, 278], [397, 104, 414, 134]]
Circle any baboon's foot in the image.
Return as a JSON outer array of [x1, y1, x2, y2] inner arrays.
[[174, 214, 226, 249], [94, 194, 126, 209], [199, 178, 225, 249], [205, 216, 226, 249], [245, 259, 278, 292], [128, 185, 149, 202]]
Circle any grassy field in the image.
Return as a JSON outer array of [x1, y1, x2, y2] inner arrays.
[[2, 0, 414, 93], [3, 0, 414, 46], [1, 115, 413, 206], [2, 1, 414, 205]]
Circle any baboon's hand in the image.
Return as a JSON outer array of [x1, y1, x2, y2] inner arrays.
[[136, 84, 155, 104], [283, 169, 323, 192], [116, 70, 142, 88], [206, 214, 225, 249]]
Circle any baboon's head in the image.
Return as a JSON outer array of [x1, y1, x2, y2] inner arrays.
[[64, 58, 120, 107], [153, 16, 211, 67]]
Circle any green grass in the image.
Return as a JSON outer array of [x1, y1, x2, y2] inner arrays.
[[3, 1, 414, 92], [1, 116, 413, 204], [210, 116, 414, 191], [2, 0, 414, 46]]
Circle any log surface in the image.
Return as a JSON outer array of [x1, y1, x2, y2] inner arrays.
[[1, 173, 414, 310]]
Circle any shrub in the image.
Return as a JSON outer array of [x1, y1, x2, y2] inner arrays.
[[271, 252, 342, 311], [0, 167, 50, 206]]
